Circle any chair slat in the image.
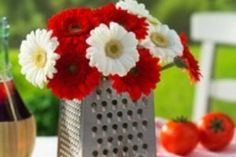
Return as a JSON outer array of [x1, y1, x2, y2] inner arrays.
[[191, 13, 236, 45], [192, 42, 215, 121], [191, 12, 236, 121], [210, 80, 236, 102]]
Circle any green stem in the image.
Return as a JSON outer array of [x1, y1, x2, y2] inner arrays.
[[173, 116, 188, 123], [161, 62, 175, 71]]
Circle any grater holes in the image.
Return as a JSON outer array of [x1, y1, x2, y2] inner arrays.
[[106, 88, 112, 94], [101, 101, 107, 107], [96, 113, 102, 120], [142, 97, 148, 104], [142, 120, 148, 127], [113, 148, 118, 154], [137, 108, 143, 115], [102, 125, 108, 131], [91, 126, 97, 133], [127, 110, 133, 117], [107, 136, 113, 143], [132, 121, 138, 128], [107, 112, 113, 119], [65, 83, 156, 157], [96, 89, 102, 95], [117, 111, 123, 117], [112, 124, 118, 130], [127, 134, 133, 140], [118, 135, 123, 141], [142, 143, 148, 150], [91, 102, 97, 108], [112, 99, 118, 106], [122, 98, 128, 104], [137, 132, 143, 139], [122, 123, 128, 129], [92, 150, 98, 156], [133, 145, 138, 151], [103, 149, 108, 155], [123, 146, 129, 153], [58, 85, 156, 157], [97, 138, 103, 144]]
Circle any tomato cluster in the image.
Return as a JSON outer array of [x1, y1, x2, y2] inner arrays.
[[160, 112, 235, 156]]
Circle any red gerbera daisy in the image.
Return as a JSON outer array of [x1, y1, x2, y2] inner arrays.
[[95, 3, 148, 40], [109, 48, 160, 101], [47, 7, 98, 41], [47, 42, 101, 100], [179, 33, 201, 83]]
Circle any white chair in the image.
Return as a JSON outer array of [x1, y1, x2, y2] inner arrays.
[[191, 12, 236, 121]]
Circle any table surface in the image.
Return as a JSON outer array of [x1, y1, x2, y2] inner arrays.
[[32, 118, 236, 157]]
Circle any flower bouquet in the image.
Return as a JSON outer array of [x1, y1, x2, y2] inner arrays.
[[19, 0, 201, 156]]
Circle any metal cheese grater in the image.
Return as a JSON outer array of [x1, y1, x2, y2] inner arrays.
[[57, 80, 156, 157]]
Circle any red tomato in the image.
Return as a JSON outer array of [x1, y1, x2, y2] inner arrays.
[[198, 112, 235, 151], [160, 118, 199, 155]]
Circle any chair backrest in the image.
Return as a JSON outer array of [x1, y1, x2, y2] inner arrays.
[[191, 12, 236, 121], [191, 12, 236, 45]]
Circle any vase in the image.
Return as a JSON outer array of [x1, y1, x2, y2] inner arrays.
[[0, 17, 36, 157], [57, 79, 156, 157]]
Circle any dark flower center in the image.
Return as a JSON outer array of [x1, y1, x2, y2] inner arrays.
[[69, 25, 81, 33], [68, 64, 77, 75], [130, 67, 139, 76]]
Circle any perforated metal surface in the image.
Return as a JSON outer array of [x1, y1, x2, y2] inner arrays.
[[57, 100, 82, 157], [58, 80, 156, 157]]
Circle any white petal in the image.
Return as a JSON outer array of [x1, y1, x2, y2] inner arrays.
[[141, 24, 182, 62], [19, 29, 59, 88], [116, 0, 160, 23], [110, 22, 127, 39], [86, 22, 139, 76], [121, 32, 138, 48]]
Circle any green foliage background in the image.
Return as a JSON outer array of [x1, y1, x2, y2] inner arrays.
[[1, 0, 236, 135], [2, 0, 236, 47]]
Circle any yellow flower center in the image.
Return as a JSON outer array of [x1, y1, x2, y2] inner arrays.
[[150, 32, 169, 48], [32, 48, 47, 68], [105, 40, 123, 59]]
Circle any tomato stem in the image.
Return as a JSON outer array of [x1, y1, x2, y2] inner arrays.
[[210, 118, 224, 133], [173, 116, 188, 122]]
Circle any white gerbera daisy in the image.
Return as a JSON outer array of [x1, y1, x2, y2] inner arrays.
[[142, 24, 183, 62], [19, 29, 60, 88], [86, 22, 139, 77], [116, 0, 160, 24]]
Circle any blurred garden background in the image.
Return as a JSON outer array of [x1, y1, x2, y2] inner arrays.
[[1, 0, 236, 135]]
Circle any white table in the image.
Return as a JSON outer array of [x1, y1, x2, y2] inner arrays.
[[32, 137, 57, 157]]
